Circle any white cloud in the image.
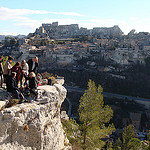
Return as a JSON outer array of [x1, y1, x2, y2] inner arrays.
[[0, 31, 19, 35], [117, 18, 150, 34], [47, 12, 84, 16], [115, 20, 132, 34], [129, 17, 138, 21], [0, 7, 84, 21], [14, 18, 79, 30], [1, 7, 150, 35], [0, 7, 84, 35]]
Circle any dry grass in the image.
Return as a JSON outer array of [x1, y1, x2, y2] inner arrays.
[[5, 99, 19, 108], [0, 105, 5, 112], [72, 143, 82, 150], [24, 124, 29, 131], [58, 104, 61, 108], [20, 109, 24, 113]]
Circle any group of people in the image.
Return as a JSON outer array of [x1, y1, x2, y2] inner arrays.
[[0, 56, 39, 103]]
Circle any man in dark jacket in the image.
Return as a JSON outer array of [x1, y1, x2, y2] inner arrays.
[[27, 57, 39, 73], [6, 72, 24, 103]]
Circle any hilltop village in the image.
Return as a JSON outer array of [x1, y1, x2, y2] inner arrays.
[[1, 22, 150, 148], [0, 22, 150, 70], [1, 22, 150, 97]]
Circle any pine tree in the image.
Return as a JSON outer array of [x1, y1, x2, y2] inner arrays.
[[122, 125, 141, 150], [147, 130, 150, 149], [127, 138, 141, 150], [78, 80, 115, 150], [122, 125, 135, 150]]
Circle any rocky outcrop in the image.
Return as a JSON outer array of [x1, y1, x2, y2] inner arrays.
[[0, 81, 71, 150]]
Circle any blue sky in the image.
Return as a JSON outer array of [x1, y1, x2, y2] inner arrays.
[[0, 0, 150, 35]]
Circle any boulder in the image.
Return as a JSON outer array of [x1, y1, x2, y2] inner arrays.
[[0, 83, 71, 150]]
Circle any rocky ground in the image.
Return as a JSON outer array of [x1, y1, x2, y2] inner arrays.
[[0, 81, 72, 150]]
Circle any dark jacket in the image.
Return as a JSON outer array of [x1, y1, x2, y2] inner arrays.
[[29, 77, 37, 89], [6, 75, 18, 92], [0, 60, 4, 75], [27, 59, 39, 73]]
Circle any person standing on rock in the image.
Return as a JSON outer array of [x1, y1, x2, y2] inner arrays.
[[0, 56, 4, 87], [27, 57, 39, 73], [11, 62, 22, 86], [3, 56, 14, 82], [20, 60, 29, 88]]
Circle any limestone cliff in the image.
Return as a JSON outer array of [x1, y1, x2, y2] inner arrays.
[[0, 81, 71, 150]]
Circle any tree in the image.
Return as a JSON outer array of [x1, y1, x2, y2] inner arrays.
[[2, 56, 15, 67], [122, 125, 141, 150], [4, 37, 18, 48], [127, 138, 141, 150], [147, 130, 150, 149], [2, 56, 8, 67], [113, 138, 122, 150], [78, 80, 115, 150], [122, 125, 134, 149], [144, 57, 150, 66], [61, 119, 79, 144], [106, 141, 113, 150]]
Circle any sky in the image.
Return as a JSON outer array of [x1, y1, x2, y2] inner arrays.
[[0, 0, 150, 35]]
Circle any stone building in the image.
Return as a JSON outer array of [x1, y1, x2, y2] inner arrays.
[[29, 22, 123, 39]]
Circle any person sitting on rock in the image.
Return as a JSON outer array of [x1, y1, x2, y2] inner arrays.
[[26, 72, 38, 99], [6, 72, 24, 103]]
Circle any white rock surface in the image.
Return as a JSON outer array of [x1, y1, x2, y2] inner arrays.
[[55, 78, 64, 85], [0, 83, 71, 150], [0, 101, 6, 110]]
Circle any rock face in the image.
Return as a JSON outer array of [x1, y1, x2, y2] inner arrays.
[[0, 82, 71, 150]]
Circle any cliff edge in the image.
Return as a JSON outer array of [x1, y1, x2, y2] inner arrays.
[[0, 80, 71, 150]]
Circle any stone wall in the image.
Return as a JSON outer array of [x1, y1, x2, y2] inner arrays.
[[0, 82, 71, 150]]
